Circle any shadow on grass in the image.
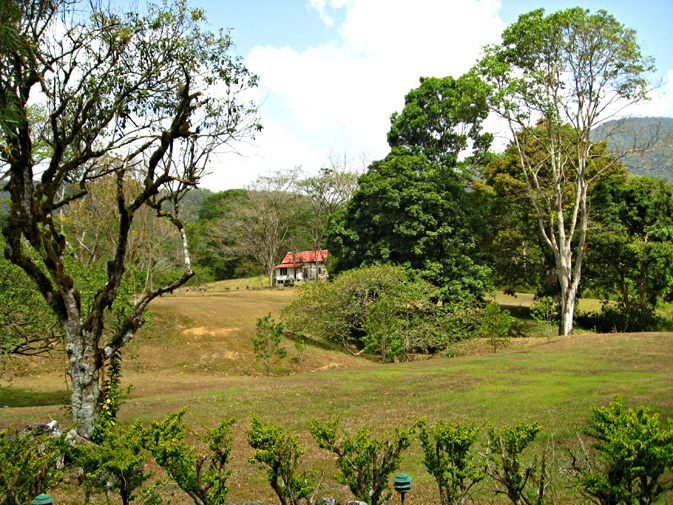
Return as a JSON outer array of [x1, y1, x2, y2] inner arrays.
[[0, 387, 68, 408]]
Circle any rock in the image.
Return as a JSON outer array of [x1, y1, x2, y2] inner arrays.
[[345, 502, 368, 505], [65, 429, 91, 448], [244, 502, 262, 505], [315, 499, 341, 505], [19, 420, 62, 438]]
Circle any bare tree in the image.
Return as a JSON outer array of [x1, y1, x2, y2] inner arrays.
[[0, 0, 260, 436], [212, 169, 306, 287]]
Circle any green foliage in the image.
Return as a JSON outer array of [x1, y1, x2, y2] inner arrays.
[[326, 149, 494, 302], [309, 416, 413, 505], [0, 426, 65, 505], [480, 303, 515, 353], [252, 314, 287, 376], [572, 395, 673, 505], [363, 299, 402, 363], [387, 73, 492, 167], [530, 297, 558, 340], [246, 414, 316, 505], [92, 350, 133, 443], [75, 420, 157, 505], [416, 418, 485, 505], [485, 421, 547, 505], [585, 174, 673, 327], [283, 264, 480, 357], [144, 408, 235, 505]]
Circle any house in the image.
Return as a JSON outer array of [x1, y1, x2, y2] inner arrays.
[[274, 250, 329, 285]]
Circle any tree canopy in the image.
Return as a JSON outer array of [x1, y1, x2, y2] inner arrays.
[[0, 0, 260, 437]]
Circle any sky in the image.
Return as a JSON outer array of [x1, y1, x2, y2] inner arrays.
[[194, 0, 673, 191]]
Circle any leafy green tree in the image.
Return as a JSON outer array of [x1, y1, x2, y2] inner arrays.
[[326, 150, 494, 302], [485, 421, 548, 505], [571, 395, 673, 505], [585, 174, 673, 327], [252, 314, 287, 377], [144, 408, 235, 505], [0, 0, 260, 438], [309, 416, 413, 505], [363, 299, 402, 363], [0, 426, 65, 505], [246, 414, 316, 505], [480, 303, 515, 353], [477, 7, 654, 335], [388, 73, 492, 168], [416, 418, 485, 505]]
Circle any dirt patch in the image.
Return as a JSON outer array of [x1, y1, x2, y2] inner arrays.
[[183, 326, 240, 337]]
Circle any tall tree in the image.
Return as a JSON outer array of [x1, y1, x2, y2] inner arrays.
[[326, 149, 493, 302], [0, 0, 260, 437], [477, 8, 654, 335]]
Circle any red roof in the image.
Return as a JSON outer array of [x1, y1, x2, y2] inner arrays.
[[275, 250, 328, 269]]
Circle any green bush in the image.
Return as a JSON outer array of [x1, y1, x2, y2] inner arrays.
[[576, 307, 673, 333], [252, 314, 287, 376], [144, 408, 235, 505], [485, 421, 548, 505], [246, 414, 316, 505], [282, 264, 480, 357], [0, 426, 65, 505], [309, 415, 413, 505], [571, 395, 673, 505], [480, 302, 514, 353], [416, 418, 485, 505]]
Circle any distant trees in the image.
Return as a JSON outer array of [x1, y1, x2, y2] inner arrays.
[[583, 174, 673, 328], [477, 7, 655, 335], [0, 0, 260, 437]]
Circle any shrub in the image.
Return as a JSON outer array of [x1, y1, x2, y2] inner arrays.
[[309, 415, 413, 505], [485, 421, 548, 505], [75, 420, 157, 505], [0, 426, 65, 505], [416, 418, 484, 505], [571, 395, 673, 505], [246, 414, 316, 505], [282, 264, 480, 357], [144, 408, 235, 505]]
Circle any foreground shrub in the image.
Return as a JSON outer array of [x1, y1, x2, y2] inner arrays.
[[416, 418, 484, 505], [485, 421, 548, 505], [75, 420, 157, 505], [246, 414, 316, 505], [571, 395, 673, 505], [309, 415, 413, 505], [144, 408, 235, 505], [0, 426, 65, 505]]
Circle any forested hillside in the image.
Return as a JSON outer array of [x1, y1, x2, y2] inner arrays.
[[593, 116, 673, 183]]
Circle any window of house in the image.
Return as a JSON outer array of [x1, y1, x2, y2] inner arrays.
[[280, 267, 287, 275]]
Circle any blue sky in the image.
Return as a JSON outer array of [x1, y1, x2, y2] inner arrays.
[[196, 0, 673, 190]]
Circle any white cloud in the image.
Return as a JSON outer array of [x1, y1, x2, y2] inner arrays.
[[628, 70, 673, 118], [203, 0, 507, 190]]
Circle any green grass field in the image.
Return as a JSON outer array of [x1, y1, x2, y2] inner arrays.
[[1, 284, 672, 504]]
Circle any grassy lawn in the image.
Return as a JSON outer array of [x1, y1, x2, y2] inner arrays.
[[1, 287, 672, 504]]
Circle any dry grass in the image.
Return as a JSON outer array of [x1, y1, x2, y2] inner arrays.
[[1, 288, 672, 504]]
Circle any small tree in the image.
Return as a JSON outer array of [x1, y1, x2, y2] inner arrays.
[[246, 414, 316, 505], [571, 395, 673, 505], [485, 421, 548, 505], [480, 303, 515, 353], [416, 418, 485, 505], [144, 408, 235, 505], [363, 299, 402, 363], [309, 416, 413, 505], [252, 314, 287, 376], [530, 296, 558, 342]]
